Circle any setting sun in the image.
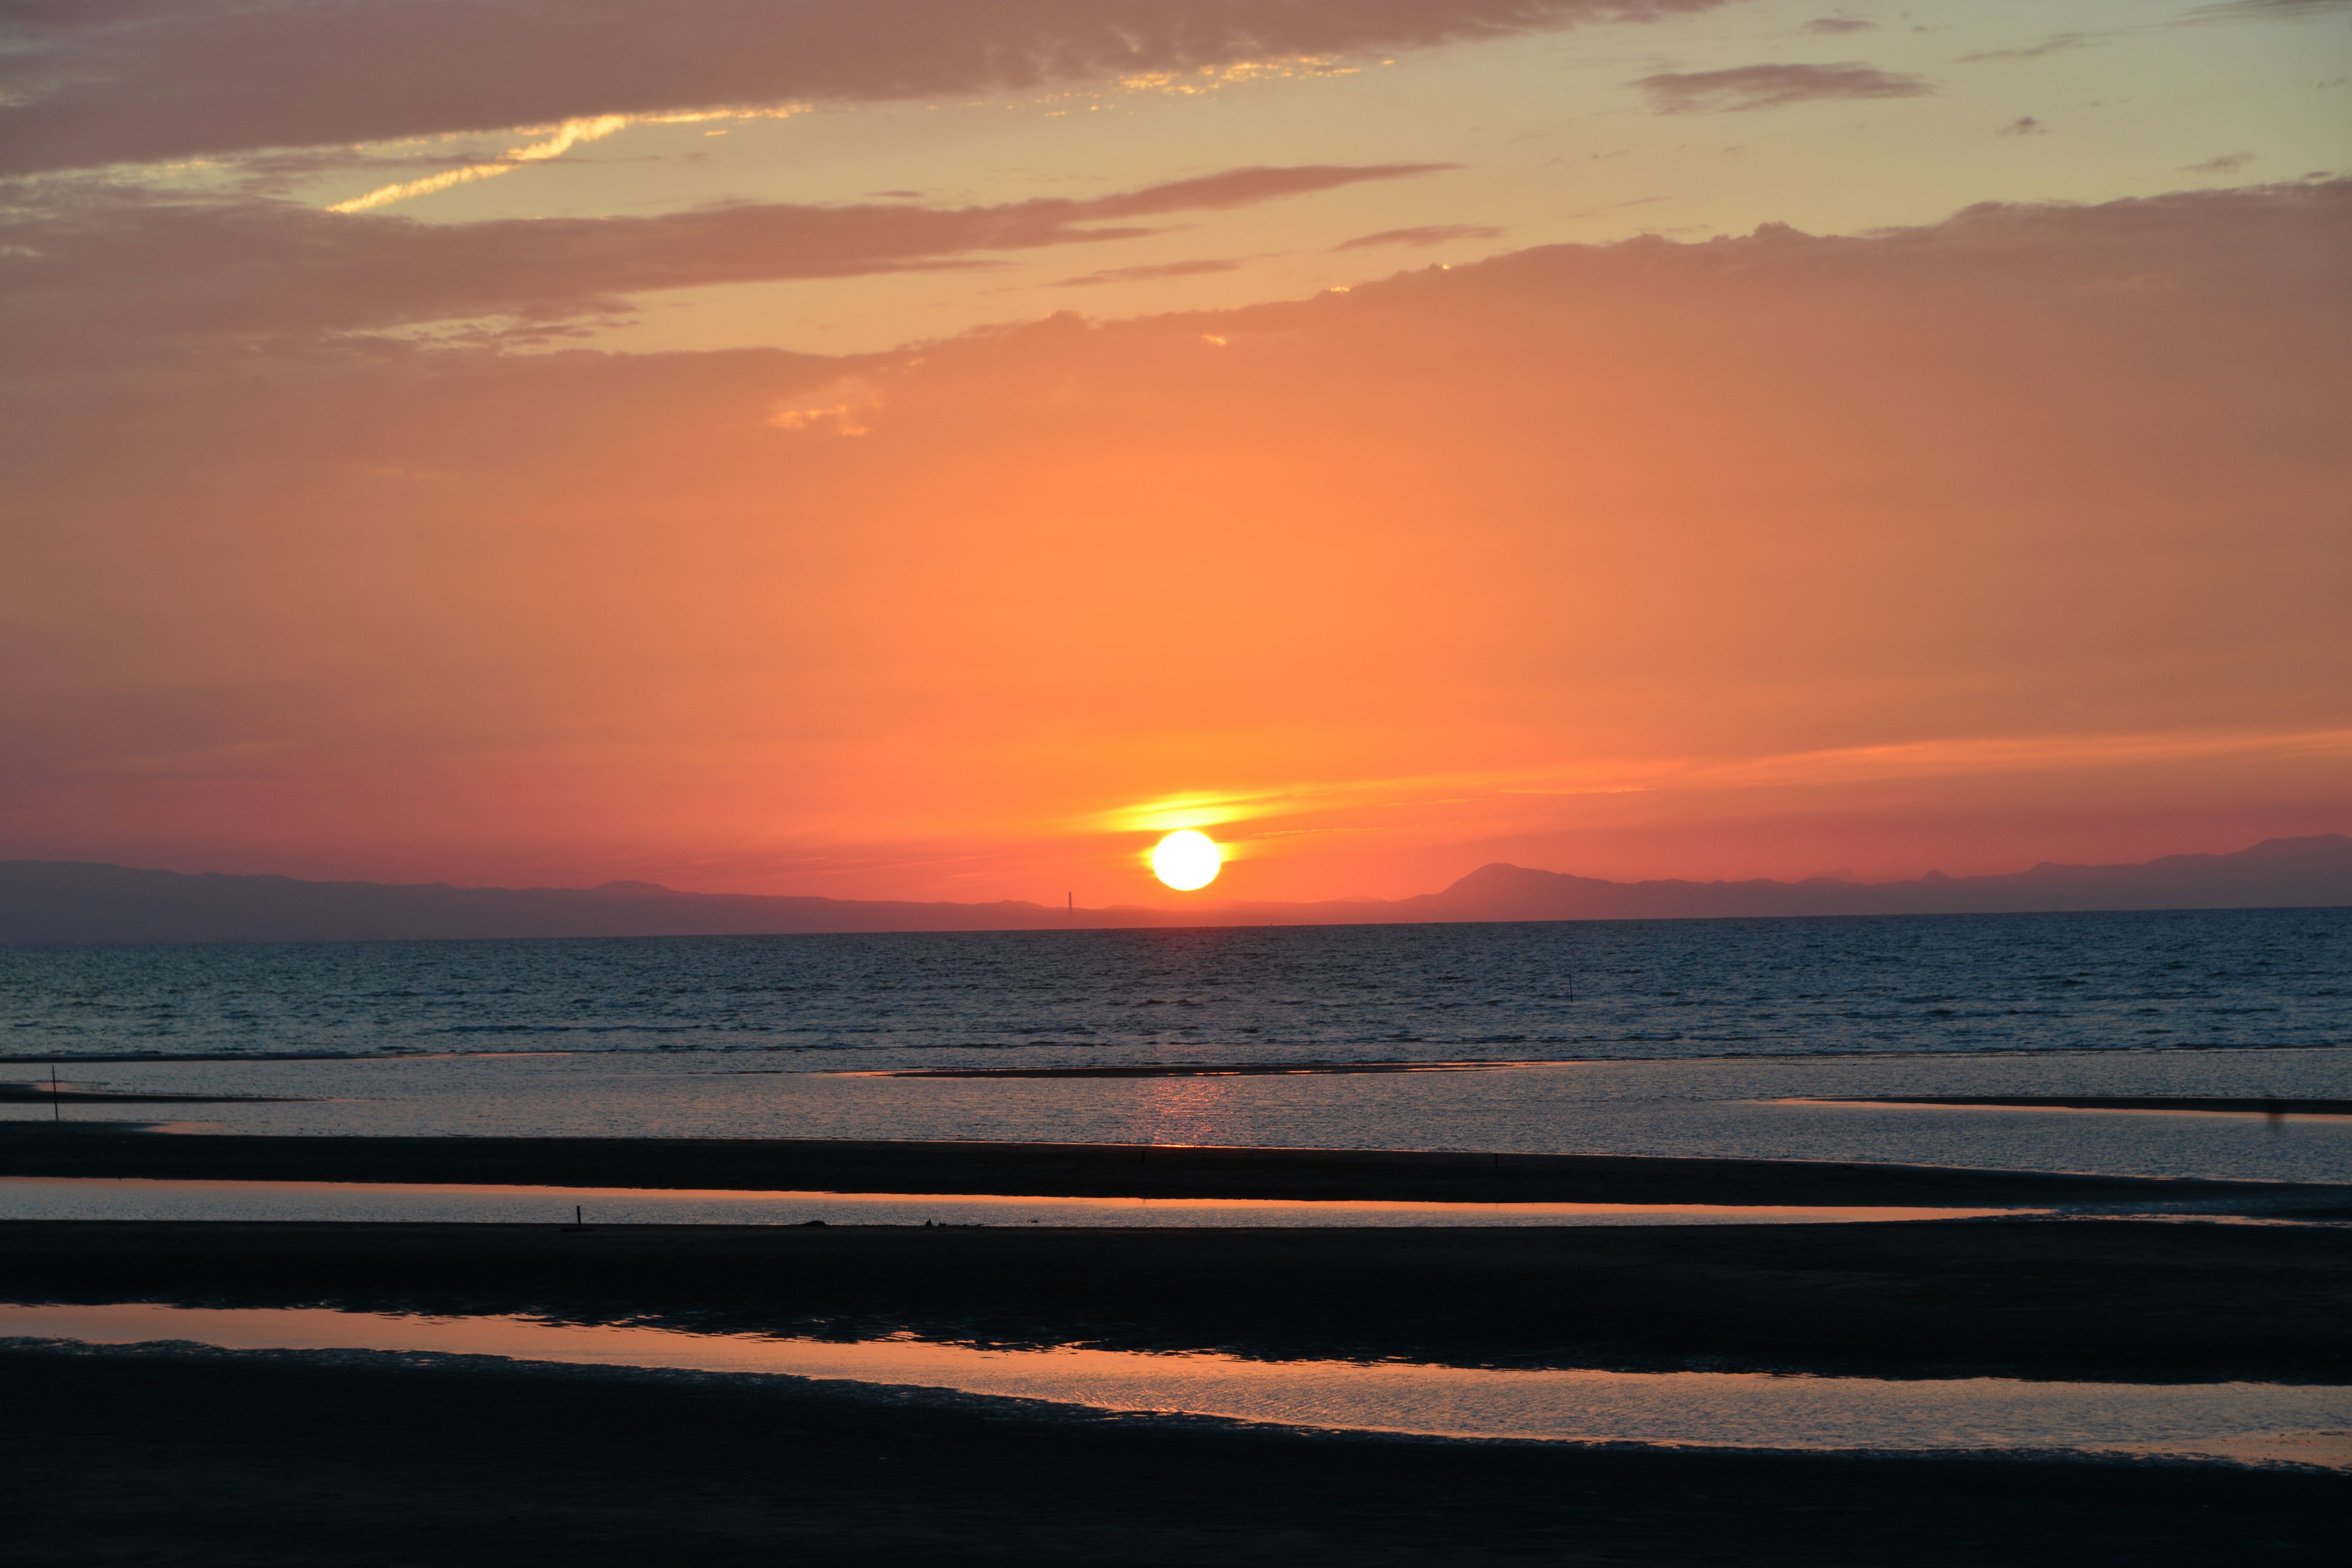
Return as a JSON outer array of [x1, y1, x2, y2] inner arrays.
[[1150, 829, 1222, 892]]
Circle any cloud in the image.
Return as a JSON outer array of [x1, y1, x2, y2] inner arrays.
[[1801, 17, 1874, 33], [1053, 258, 1245, 286], [327, 107, 809, 214], [1632, 62, 1931, 113], [2183, 151, 2258, 174], [1999, 116, 2048, 136], [768, 376, 887, 435], [1959, 33, 2096, 63], [1068, 164, 1458, 217], [0, 162, 1446, 362], [1334, 224, 1504, 249], [0, 0, 1740, 175], [2186, 0, 2352, 18]]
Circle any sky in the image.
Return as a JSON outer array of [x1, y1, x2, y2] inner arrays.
[[1, 0, 2347, 907]]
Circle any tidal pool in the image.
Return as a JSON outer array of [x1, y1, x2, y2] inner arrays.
[[5, 1302, 2345, 1469], [0, 1176, 2037, 1227]]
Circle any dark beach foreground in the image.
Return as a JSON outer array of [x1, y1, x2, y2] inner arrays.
[[4, 1343, 2345, 1567], [6, 1130, 2348, 1562], [8, 1216, 2351, 1382]]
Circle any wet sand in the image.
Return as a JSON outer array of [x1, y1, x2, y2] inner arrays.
[[7, 1125, 2343, 1208], [9, 1216, 2349, 1382], [7, 1131, 2346, 1560], [1801, 1095, 2352, 1117], [0, 1084, 303, 1104], [4, 1344, 2342, 1567], [859, 1059, 1521, 1077]]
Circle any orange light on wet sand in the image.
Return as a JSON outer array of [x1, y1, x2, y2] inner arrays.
[[1151, 830, 1223, 891]]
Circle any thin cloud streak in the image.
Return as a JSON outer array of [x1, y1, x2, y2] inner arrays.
[[2186, 0, 2352, 19], [1101, 728, 2352, 844], [1676, 727, 2352, 794], [1335, 223, 1504, 249], [326, 107, 809, 213], [1053, 258, 1246, 286], [1958, 33, 2097, 64], [1632, 61, 1932, 113]]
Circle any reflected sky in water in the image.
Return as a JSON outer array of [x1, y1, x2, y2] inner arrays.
[[5, 1302, 2345, 1469], [6, 1050, 2350, 1184], [0, 1177, 2034, 1227]]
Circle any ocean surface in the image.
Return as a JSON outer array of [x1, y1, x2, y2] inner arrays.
[[3, 910, 2348, 1181]]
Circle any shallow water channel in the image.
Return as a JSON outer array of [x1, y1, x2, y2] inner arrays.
[[6, 1302, 2345, 1469]]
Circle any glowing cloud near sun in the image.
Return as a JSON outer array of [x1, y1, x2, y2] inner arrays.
[[325, 105, 807, 213], [1151, 829, 1223, 891]]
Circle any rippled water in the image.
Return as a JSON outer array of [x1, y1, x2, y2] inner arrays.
[[5, 912, 2347, 1178], [5, 909, 2345, 1065], [6, 1303, 2345, 1468]]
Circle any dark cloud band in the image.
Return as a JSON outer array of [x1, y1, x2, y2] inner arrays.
[[0, 162, 1450, 363], [0, 0, 1734, 175]]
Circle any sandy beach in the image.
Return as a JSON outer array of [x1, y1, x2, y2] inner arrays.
[[6, 1131, 2347, 1561], [6, 1341, 2345, 1567]]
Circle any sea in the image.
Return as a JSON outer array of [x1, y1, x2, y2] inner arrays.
[[3, 908, 2348, 1183]]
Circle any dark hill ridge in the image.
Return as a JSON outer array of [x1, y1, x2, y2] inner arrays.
[[1, 834, 2345, 946], [1396, 833, 2352, 921]]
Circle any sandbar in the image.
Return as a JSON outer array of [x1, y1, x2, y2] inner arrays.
[[7, 1215, 2348, 1384], [2, 1343, 2342, 1566], [7, 1125, 2344, 1209]]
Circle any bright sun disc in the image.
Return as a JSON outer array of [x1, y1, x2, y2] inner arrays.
[[1151, 829, 1223, 891]]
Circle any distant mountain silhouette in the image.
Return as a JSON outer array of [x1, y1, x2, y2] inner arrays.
[[2, 834, 2346, 946], [1390, 834, 2352, 921]]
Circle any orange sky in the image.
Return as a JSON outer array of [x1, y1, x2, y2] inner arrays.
[[2, 1, 2348, 905]]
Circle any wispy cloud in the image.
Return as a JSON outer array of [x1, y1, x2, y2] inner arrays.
[[1959, 32, 2097, 63], [1077, 165, 1458, 217], [1334, 224, 1504, 250], [1090, 771, 1657, 839], [1671, 726, 2352, 793], [326, 108, 805, 214], [1116, 56, 1361, 96], [1085, 722, 2352, 863], [1632, 62, 1931, 114], [1052, 258, 1245, 287], [767, 377, 886, 436], [2185, 0, 2352, 19], [1098, 725, 2352, 842], [2182, 151, 2258, 175], [0, 162, 1450, 358]]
